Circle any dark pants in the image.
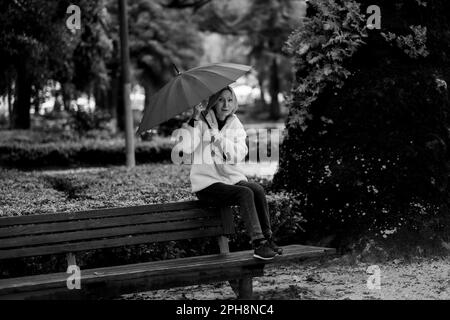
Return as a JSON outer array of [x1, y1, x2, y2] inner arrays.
[[196, 180, 272, 241]]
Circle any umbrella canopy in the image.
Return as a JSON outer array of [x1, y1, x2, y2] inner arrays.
[[136, 62, 252, 134]]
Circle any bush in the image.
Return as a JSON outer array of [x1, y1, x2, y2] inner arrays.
[[66, 109, 114, 136], [0, 113, 8, 128], [0, 136, 174, 169], [272, 0, 450, 249]]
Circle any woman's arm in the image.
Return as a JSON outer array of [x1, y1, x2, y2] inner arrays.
[[172, 103, 204, 155], [188, 102, 204, 128]]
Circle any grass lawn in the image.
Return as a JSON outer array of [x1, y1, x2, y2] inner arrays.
[[0, 163, 279, 218], [0, 163, 194, 217]]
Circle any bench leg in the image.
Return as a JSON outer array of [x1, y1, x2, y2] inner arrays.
[[239, 277, 253, 299], [229, 279, 239, 297], [229, 277, 253, 299]]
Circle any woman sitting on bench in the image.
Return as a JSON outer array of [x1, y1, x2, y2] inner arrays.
[[177, 86, 283, 260]]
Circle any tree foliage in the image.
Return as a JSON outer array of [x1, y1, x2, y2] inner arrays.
[[195, 0, 306, 119], [0, 0, 112, 128], [283, 0, 367, 131], [105, 0, 203, 90], [272, 0, 450, 248]]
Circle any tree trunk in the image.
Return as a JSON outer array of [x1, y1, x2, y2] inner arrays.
[[106, 69, 119, 133], [144, 79, 157, 112], [94, 84, 108, 112], [116, 72, 125, 131], [108, 70, 118, 117], [33, 90, 40, 115], [87, 91, 92, 112], [118, 0, 135, 167], [61, 83, 72, 111], [12, 64, 32, 129], [7, 81, 13, 129], [269, 56, 281, 120], [258, 77, 267, 110], [53, 94, 63, 113]]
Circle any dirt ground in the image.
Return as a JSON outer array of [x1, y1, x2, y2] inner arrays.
[[121, 255, 450, 300]]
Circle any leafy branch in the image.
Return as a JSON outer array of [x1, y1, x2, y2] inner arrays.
[[283, 0, 368, 132]]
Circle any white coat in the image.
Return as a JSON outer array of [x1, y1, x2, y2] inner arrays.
[[173, 109, 248, 192]]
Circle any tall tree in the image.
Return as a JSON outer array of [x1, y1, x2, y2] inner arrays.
[[272, 0, 450, 247], [70, 1, 113, 112], [0, 0, 112, 128], [0, 0, 72, 128]]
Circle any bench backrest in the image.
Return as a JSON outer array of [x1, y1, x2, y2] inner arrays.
[[0, 201, 235, 260]]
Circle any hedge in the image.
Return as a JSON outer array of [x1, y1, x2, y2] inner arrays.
[[0, 128, 281, 168], [0, 137, 174, 169]]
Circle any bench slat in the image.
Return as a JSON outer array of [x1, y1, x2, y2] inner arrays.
[[0, 208, 216, 239], [2, 267, 263, 300], [0, 227, 225, 259], [0, 245, 335, 299], [1, 244, 334, 287], [0, 201, 207, 227], [0, 218, 221, 249]]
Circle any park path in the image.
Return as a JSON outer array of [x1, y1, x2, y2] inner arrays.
[[121, 256, 450, 300]]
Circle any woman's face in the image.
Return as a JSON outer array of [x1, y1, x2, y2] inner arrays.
[[214, 90, 234, 121]]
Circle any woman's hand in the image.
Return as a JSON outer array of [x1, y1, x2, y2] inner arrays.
[[192, 100, 207, 120]]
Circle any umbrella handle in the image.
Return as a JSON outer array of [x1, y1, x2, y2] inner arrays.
[[172, 63, 181, 75], [200, 111, 212, 129]]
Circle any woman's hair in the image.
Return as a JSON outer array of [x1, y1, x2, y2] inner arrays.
[[205, 86, 239, 115]]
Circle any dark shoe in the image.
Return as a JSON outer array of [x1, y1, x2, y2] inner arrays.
[[267, 238, 283, 255], [253, 240, 276, 260]]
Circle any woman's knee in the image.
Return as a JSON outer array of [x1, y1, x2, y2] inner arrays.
[[235, 186, 254, 202], [247, 182, 266, 197]]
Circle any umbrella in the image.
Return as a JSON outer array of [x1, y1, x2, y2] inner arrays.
[[136, 62, 252, 135]]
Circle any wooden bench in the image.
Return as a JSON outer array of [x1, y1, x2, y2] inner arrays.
[[0, 200, 335, 300]]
